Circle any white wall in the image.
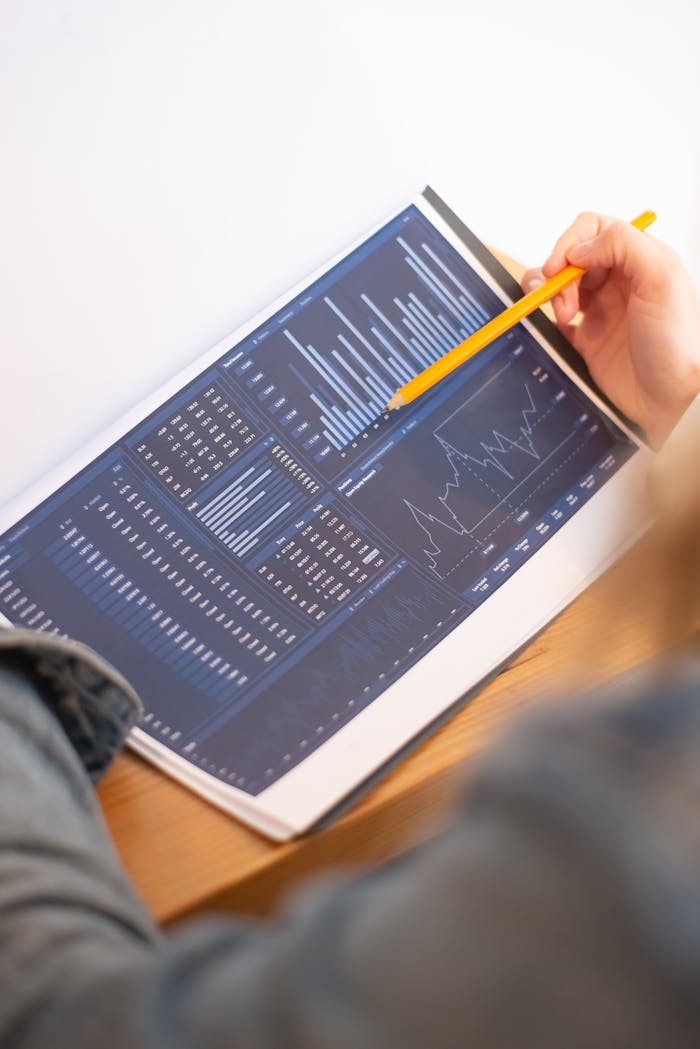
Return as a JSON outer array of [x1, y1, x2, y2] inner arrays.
[[326, 0, 700, 275], [1, 0, 698, 501]]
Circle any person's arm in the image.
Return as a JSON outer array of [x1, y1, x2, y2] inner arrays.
[[0, 633, 160, 1046], [2, 639, 700, 1049]]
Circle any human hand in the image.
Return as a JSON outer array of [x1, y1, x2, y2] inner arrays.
[[522, 213, 700, 446]]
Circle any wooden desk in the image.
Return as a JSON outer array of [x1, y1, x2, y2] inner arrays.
[[97, 257, 668, 927]]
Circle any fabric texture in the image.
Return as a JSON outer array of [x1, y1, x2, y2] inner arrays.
[[0, 626, 141, 780], [1, 640, 700, 1048]]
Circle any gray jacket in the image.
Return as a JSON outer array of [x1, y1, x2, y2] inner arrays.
[[1, 625, 699, 1048]]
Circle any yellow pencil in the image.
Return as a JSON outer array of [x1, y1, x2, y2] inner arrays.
[[386, 210, 657, 410]]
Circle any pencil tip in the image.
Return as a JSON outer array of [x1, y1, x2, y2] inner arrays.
[[386, 394, 406, 411]]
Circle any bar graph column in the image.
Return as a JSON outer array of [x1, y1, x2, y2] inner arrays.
[[284, 327, 386, 451], [194, 442, 320, 559], [226, 207, 503, 465]]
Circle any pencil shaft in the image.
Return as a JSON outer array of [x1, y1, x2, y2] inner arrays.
[[390, 210, 656, 408]]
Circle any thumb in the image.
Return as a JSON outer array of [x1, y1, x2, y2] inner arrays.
[[567, 221, 668, 296]]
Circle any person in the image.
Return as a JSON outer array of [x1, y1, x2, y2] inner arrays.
[[1, 213, 700, 1049]]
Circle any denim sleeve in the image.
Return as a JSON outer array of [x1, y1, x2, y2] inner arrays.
[[1, 635, 700, 1049], [0, 627, 143, 781]]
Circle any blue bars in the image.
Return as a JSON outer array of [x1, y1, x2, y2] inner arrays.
[[196, 456, 306, 559], [276, 234, 493, 450]]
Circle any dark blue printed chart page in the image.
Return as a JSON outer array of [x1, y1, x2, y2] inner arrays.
[[0, 192, 652, 838]]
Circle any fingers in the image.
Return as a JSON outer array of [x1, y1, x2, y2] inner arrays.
[[541, 210, 676, 301], [553, 315, 580, 349], [525, 208, 660, 327], [579, 267, 609, 292], [521, 262, 581, 324], [521, 267, 546, 293], [553, 282, 579, 324], [537, 212, 614, 321], [567, 221, 678, 298], [542, 212, 609, 278], [538, 209, 666, 320], [522, 266, 579, 324], [521, 265, 580, 342]]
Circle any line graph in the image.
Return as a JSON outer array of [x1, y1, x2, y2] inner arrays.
[[348, 345, 619, 590], [441, 382, 540, 480]]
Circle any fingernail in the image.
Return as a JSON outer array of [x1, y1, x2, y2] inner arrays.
[[523, 271, 546, 292]]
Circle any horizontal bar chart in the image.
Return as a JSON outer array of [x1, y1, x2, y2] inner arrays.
[[196, 445, 319, 559]]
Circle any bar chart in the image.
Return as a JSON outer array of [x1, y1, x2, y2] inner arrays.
[[283, 265, 490, 451], [226, 207, 502, 473], [194, 442, 321, 559]]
